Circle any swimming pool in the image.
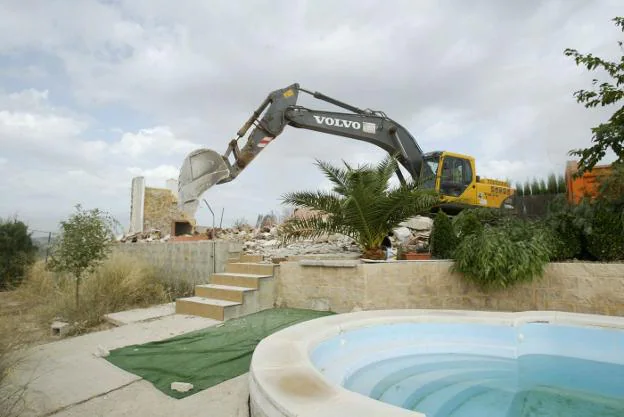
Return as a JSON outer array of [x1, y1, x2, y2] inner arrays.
[[249, 310, 624, 417]]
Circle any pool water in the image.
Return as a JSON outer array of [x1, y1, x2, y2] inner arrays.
[[310, 322, 624, 417], [343, 353, 624, 417]]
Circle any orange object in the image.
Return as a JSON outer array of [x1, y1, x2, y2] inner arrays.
[[405, 252, 432, 260], [565, 161, 613, 204]]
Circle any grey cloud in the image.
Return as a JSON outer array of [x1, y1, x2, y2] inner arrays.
[[0, 0, 622, 230]]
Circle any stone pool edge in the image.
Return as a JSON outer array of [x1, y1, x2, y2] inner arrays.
[[248, 309, 624, 417]]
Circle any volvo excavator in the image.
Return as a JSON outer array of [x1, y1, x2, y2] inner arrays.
[[177, 83, 514, 217]]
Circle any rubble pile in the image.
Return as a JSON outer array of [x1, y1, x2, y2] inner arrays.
[[119, 229, 171, 243], [392, 215, 434, 251], [118, 215, 434, 258]]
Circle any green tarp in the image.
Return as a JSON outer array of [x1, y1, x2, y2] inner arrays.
[[106, 308, 334, 399]]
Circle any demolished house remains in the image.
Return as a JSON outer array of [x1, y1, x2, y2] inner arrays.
[[120, 177, 434, 261]]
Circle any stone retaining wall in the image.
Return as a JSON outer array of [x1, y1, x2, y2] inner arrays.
[[275, 260, 624, 316], [111, 240, 233, 284]]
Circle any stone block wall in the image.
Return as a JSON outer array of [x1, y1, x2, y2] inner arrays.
[[276, 261, 624, 316], [111, 241, 231, 284], [143, 186, 193, 234]]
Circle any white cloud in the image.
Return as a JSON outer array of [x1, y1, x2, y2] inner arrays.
[[127, 165, 180, 184], [0, 0, 622, 231], [112, 126, 200, 158]]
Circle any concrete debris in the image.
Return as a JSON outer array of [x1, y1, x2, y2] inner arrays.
[[51, 321, 72, 337], [171, 382, 194, 393], [93, 345, 110, 358], [399, 215, 434, 231], [392, 227, 412, 244], [117, 212, 434, 260]]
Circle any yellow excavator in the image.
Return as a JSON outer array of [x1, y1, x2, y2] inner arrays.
[[177, 83, 514, 217]]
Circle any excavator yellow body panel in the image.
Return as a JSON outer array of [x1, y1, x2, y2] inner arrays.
[[425, 151, 514, 211]]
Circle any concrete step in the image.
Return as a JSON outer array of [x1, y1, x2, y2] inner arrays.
[[195, 284, 255, 303], [211, 272, 271, 289], [175, 296, 240, 321], [225, 262, 276, 275], [239, 254, 264, 263]]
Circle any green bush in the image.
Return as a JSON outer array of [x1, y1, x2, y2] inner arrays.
[[430, 211, 458, 259], [585, 202, 624, 261], [0, 217, 37, 290], [451, 218, 551, 290], [543, 196, 584, 261]]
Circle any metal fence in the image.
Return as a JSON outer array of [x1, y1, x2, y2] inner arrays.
[[30, 229, 60, 263], [509, 194, 562, 219]]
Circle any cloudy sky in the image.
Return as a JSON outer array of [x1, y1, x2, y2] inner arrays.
[[0, 0, 622, 234]]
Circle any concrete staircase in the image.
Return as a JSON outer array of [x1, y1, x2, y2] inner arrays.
[[175, 253, 276, 321]]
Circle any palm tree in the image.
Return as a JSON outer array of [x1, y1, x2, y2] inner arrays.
[[279, 154, 440, 259]]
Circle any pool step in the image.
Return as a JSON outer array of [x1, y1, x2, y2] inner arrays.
[[175, 263, 275, 321]]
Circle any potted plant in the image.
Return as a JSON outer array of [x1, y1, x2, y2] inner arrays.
[[404, 244, 431, 260]]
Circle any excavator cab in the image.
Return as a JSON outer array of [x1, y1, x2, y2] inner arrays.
[[422, 151, 479, 210]]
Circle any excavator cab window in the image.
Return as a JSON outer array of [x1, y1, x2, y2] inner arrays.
[[440, 156, 472, 197], [421, 155, 440, 189]]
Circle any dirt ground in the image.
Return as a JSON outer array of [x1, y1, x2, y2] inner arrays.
[[0, 291, 53, 348], [0, 291, 113, 349]]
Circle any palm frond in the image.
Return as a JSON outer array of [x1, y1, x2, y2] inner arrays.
[[315, 159, 350, 195], [279, 215, 354, 245], [280, 190, 343, 215], [378, 187, 440, 225]]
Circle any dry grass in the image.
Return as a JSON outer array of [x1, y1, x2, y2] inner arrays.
[[0, 253, 192, 416], [16, 253, 184, 335], [0, 293, 37, 417]]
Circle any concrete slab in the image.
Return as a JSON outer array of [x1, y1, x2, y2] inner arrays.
[[49, 375, 250, 417], [104, 303, 176, 326], [9, 314, 220, 417]]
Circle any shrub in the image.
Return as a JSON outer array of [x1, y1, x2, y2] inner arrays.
[[585, 202, 624, 261], [542, 197, 583, 261], [430, 211, 458, 259], [452, 210, 484, 242], [451, 218, 551, 290], [0, 217, 37, 290]]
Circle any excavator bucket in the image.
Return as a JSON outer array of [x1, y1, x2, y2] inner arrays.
[[177, 148, 231, 217]]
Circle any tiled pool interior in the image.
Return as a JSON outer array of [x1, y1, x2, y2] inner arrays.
[[311, 322, 624, 417]]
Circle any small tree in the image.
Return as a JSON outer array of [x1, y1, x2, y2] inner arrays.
[[547, 173, 558, 194], [564, 16, 624, 174], [523, 181, 532, 196], [557, 174, 567, 194], [515, 183, 524, 197], [430, 210, 458, 259], [48, 205, 119, 308], [531, 178, 541, 195], [0, 216, 36, 289]]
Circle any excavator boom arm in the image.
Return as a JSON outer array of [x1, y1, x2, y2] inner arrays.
[[177, 83, 432, 216], [222, 83, 428, 181]]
